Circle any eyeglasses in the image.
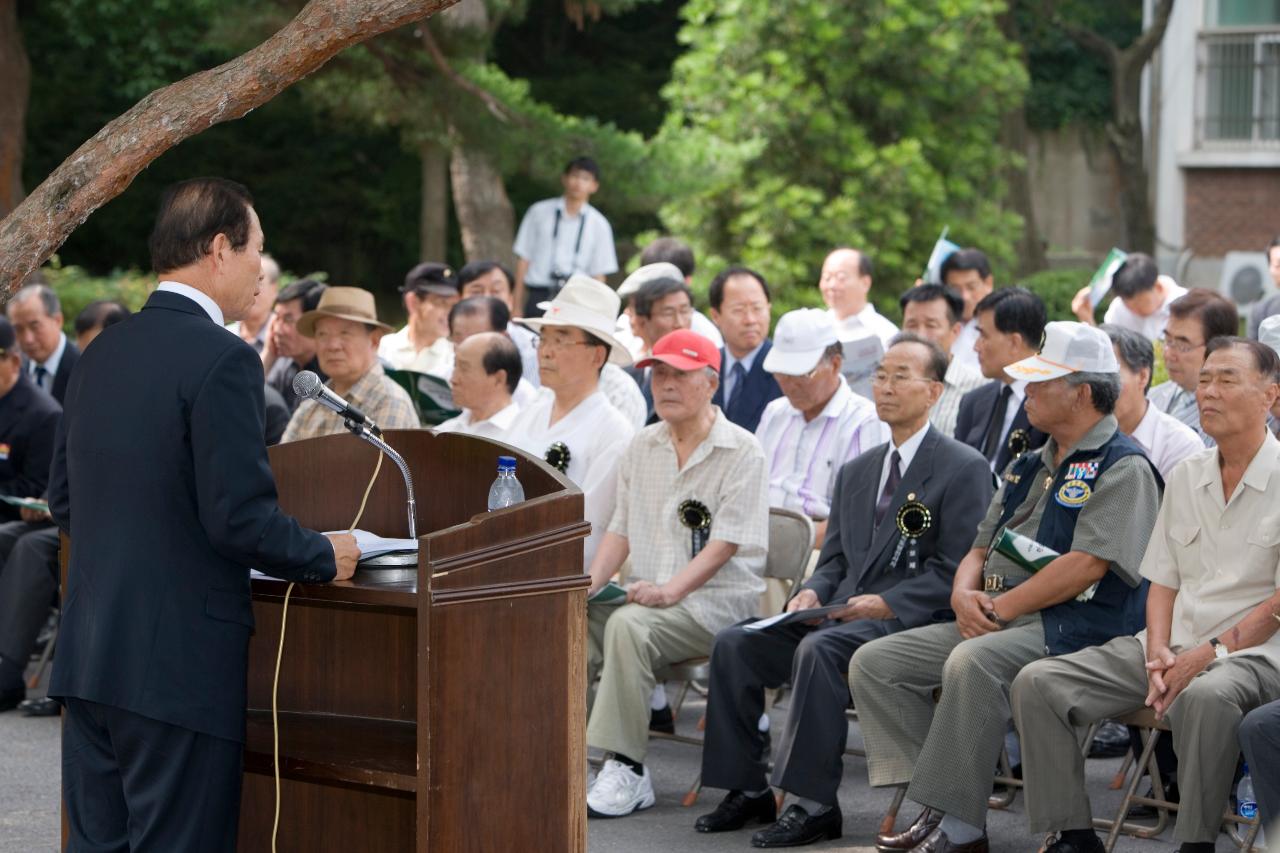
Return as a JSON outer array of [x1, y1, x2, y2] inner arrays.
[[871, 372, 937, 388], [1161, 334, 1205, 354], [535, 334, 598, 352]]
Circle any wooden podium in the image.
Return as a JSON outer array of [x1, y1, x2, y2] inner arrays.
[[236, 429, 589, 852]]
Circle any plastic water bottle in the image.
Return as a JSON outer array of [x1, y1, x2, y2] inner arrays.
[[487, 455, 525, 511], [1238, 762, 1260, 823]]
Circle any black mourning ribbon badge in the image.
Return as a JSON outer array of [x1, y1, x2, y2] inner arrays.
[[1007, 428, 1030, 459], [678, 499, 712, 557], [889, 494, 932, 574], [545, 441, 571, 474]]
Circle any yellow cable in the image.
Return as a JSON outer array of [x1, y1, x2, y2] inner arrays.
[[271, 450, 384, 852]]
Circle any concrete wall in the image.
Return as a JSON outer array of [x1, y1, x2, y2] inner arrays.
[[1025, 124, 1125, 262]]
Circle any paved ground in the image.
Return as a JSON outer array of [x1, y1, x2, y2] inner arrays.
[[1, 673, 1256, 852]]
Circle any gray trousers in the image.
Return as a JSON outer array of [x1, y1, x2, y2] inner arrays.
[[586, 601, 713, 763], [848, 617, 1046, 828], [1240, 699, 1280, 832], [1012, 636, 1280, 843]]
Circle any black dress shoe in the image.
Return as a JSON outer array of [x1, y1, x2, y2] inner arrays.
[[1087, 720, 1131, 758], [649, 705, 675, 734], [0, 685, 24, 712], [1041, 831, 1105, 853], [695, 790, 777, 833], [910, 828, 989, 853], [877, 807, 942, 852], [750, 804, 841, 848], [18, 696, 59, 717]]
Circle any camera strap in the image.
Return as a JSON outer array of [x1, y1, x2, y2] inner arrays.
[[551, 206, 588, 288]]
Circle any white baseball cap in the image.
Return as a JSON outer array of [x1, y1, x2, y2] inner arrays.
[[617, 262, 686, 299], [1260, 314, 1280, 357], [1005, 321, 1119, 382], [762, 308, 840, 376]]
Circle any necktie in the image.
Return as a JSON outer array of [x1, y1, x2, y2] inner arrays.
[[33, 365, 48, 391], [727, 361, 747, 408], [982, 385, 1014, 462], [875, 450, 902, 527]]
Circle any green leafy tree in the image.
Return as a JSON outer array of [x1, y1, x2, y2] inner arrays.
[[658, 0, 1029, 313]]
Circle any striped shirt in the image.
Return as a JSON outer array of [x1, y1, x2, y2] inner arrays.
[[1148, 380, 1211, 447], [930, 357, 986, 437], [754, 377, 889, 520]]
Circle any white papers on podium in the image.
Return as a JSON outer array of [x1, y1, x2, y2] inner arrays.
[[743, 602, 849, 631], [840, 335, 885, 400], [334, 529, 419, 559]]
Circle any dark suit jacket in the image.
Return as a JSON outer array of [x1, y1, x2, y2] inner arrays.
[[622, 364, 659, 426], [48, 290, 335, 743], [23, 337, 81, 405], [0, 373, 61, 521], [802, 427, 993, 628], [954, 380, 1047, 475], [711, 340, 783, 433]]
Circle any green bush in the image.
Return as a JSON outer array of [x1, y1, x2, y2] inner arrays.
[[40, 258, 155, 335], [1019, 267, 1090, 324]]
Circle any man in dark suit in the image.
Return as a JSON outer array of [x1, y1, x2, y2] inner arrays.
[[709, 266, 782, 432], [0, 316, 62, 522], [48, 178, 360, 852], [695, 334, 993, 847], [953, 287, 1048, 474], [622, 267, 696, 425], [7, 283, 80, 404]]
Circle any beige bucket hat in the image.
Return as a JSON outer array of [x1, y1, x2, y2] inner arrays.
[[297, 286, 394, 337]]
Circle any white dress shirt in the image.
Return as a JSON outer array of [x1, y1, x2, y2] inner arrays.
[[755, 377, 889, 519], [829, 303, 899, 347], [599, 363, 647, 431], [507, 323, 542, 388], [435, 400, 522, 441], [877, 421, 932, 498], [951, 318, 981, 374], [1130, 401, 1208, 480], [512, 198, 618, 283], [1103, 276, 1186, 342], [508, 389, 634, 570], [1137, 433, 1280, 669], [157, 281, 224, 325], [1148, 380, 1210, 446]]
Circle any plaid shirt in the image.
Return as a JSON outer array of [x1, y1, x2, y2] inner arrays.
[[281, 362, 420, 443]]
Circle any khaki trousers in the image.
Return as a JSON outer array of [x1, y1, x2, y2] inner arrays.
[[1011, 636, 1280, 843], [586, 601, 713, 762], [848, 617, 1047, 828]]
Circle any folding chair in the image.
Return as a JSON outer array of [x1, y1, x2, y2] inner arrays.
[[656, 507, 815, 805], [1093, 707, 1262, 853], [25, 606, 58, 690]]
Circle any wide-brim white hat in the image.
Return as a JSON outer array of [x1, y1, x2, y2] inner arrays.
[[1005, 320, 1118, 382], [514, 274, 634, 366]]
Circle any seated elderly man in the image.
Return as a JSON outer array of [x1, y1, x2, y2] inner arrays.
[[378, 262, 459, 377], [1103, 324, 1204, 479], [695, 334, 993, 847], [446, 296, 538, 408], [899, 284, 985, 436], [583, 329, 769, 819], [848, 322, 1162, 853], [755, 308, 889, 550], [281, 287, 420, 442], [622, 264, 696, 425], [509, 275, 635, 570], [436, 332, 523, 439], [458, 260, 540, 386], [1012, 337, 1280, 853]]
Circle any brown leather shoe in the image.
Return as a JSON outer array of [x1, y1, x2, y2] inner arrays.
[[877, 807, 942, 852], [910, 828, 989, 853]]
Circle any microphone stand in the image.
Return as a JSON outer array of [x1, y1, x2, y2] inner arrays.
[[344, 417, 417, 541]]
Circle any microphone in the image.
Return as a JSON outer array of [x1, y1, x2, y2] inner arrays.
[[292, 370, 381, 435]]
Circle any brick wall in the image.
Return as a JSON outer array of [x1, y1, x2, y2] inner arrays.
[[1184, 168, 1280, 256]]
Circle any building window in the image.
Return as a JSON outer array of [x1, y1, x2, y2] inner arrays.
[[1197, 31, 1280, 146], [1207, 0, 1280, 26]]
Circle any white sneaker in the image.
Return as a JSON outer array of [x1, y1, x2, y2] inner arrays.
[[586, 758, 656, 818]]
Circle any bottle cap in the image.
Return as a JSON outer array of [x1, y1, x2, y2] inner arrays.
[[498, 455, 516, 470]]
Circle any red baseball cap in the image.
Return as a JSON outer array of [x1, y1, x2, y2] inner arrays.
[[636, 329, 722, 372]]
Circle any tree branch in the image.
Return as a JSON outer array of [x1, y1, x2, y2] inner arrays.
[[1126, 0, 1176, 70], [0, 0, 460, 293], [417, 25, 520, 125]]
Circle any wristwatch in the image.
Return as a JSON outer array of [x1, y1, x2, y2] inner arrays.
[[1209, 637, 1229, 660]]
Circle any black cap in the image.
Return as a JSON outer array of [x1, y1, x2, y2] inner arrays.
[[401, 262, 459, 297], [0, 317, 15, 352]]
